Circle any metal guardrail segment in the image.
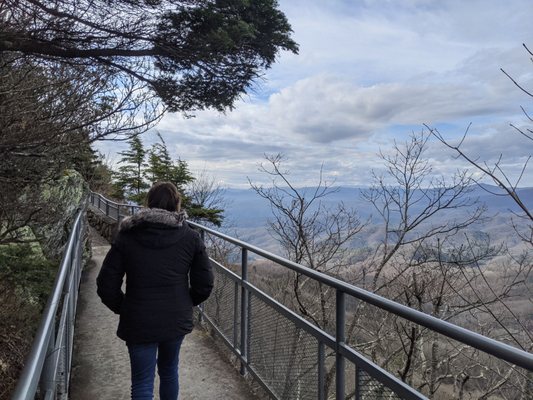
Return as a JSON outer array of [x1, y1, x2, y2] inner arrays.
[[12, 208, 86, 400], [186, 220, 533, 373], [86, 192, 533, 400], [203, 259, 426, 400]]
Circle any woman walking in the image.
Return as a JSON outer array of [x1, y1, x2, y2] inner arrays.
[[97, 182, 214, 400]]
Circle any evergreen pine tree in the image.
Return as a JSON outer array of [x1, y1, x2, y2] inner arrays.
[[169, 159, 195, 193], [146, 133, 174, 184], [115, 133, 224, 225], [115, 136, 149, 204], [146, 133, 195, 192]]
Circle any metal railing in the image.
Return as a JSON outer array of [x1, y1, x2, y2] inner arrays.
[[88, 192, 533, 399], [12, 208, 86, 400], [88, 192, 139, 221], [191, 223, 533, 400]]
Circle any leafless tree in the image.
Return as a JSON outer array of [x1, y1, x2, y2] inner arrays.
[[0, 53, 151, 243], [417, 45, 533, 397], [250, 154, 365, 329], [349, 132, 533, 399], [186, 169, 240, 263], [361, 132, 486, 291], [187, 168, 228, 219], [249, 154, 366, 397], [425, 43, 533, 246]]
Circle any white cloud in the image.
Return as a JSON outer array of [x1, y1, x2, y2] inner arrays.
[[95, 0, 533, 188]]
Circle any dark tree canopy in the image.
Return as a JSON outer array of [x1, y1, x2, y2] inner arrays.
[[1, 0, 298, 112]]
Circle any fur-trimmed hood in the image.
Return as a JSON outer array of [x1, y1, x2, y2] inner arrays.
[[119, 208, 188, 232], [118, 208, 189, 249]]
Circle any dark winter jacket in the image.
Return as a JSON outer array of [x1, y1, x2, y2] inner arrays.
[[96, 208, 214, 344]]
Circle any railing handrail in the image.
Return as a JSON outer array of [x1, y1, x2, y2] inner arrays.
[[89, 190, 533, 373], [11, 208, 85, 400], [90, 191, 124, 208], [189, 221, 533, 371]]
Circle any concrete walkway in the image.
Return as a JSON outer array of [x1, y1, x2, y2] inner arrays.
[[70, 243, 259, 400]]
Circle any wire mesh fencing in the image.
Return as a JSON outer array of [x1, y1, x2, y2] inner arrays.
[[199, 261, 421, 400], [201, 264, 241, 350], [347, 367, 402, 400], [248, 290, 320, 399]]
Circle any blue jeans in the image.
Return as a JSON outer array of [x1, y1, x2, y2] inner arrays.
[[127, 336, 185, 400]]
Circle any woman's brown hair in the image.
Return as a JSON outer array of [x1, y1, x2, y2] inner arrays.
[[147, 182, 181, 212]]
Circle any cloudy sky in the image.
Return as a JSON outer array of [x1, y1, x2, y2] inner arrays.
[[99, 0, 533, 188]]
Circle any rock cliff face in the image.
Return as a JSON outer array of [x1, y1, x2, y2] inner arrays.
[[29, 169, 89, 262]]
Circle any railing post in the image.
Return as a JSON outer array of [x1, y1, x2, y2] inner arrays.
[[233, 281, 239, 348], [247, 292, 251, 367], [318, 341, 326, 400], [62, 293, 71, 398], [336, 290, 346, 400], [198, 229, 206, 324], [355, 366, 362, 400], [240, 247, 249, 376]]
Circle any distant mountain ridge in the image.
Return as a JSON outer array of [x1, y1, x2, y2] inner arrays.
[[220, 184, 533, 252], [223, 184, 533, 227]]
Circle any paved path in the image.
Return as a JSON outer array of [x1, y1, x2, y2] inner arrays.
[[70, 242, 259, 400]]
